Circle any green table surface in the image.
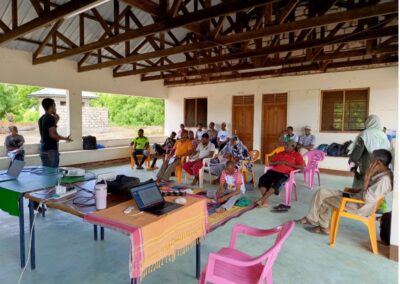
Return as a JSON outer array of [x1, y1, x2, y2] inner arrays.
[[0, 167, 96, 216]]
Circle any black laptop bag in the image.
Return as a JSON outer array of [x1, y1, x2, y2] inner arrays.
[[107, 175, 141, 194]]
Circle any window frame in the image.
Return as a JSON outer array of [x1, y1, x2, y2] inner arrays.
[[319, 88, 370, 133], [184, 97, 208, 127]]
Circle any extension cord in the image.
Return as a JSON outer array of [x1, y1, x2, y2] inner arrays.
[[52, 189, 77, 200], [55, 185, 67, 195]]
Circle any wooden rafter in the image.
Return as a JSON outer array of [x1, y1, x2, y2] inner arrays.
[[30, 0, 44, 16], [76, 2, 397, 72], [163, 56, 398, 86], [33, 20, 63, 59], [141, 45, 398, 81], [0, 0, 396, 85], [32, 0, 277, 64], [113, 26, 397, 77], [0, 0, 103, 45]]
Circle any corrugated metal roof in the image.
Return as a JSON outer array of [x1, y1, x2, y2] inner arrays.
[[1, 0, 165, 61]]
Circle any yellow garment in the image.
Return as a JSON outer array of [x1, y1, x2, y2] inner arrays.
[[87, 196, 207, 279], [173, 139, 193, 157]]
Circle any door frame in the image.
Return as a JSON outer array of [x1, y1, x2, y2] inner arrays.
[[231, 95, 254, 150], [260, 93, 288, 159]]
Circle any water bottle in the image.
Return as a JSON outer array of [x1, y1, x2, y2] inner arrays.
[[95, 180, 107, 210]]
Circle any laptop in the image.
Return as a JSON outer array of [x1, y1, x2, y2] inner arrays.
[[0, 160, 26, 182], [130, 180, 183, 215]]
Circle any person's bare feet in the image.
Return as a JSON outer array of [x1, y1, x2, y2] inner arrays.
[[306, 226, 329, 235], [216, 207, 226, 213], [295, 217, 313, 225], [256, 200, 268, 208], [190, 177, 198, 186]]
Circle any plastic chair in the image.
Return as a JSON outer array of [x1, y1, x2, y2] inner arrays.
[[129, 147, 151, 169], [330, 197, 383, 254], [241, 150, 260, 186], [264, 146, 285, 165], [302, 150, 325, 190], [198, 157, 214, 188], [185, 149, 218, 186], [264, 166, 300, 207], [199, 221, 295, 284]]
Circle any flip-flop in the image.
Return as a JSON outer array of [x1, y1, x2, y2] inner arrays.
[[305, 226, 329, 235], [295, 217, 313, 225], [272, 204, 291, 212]]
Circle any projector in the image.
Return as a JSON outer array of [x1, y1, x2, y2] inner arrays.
[[59, 167, 85, 177]]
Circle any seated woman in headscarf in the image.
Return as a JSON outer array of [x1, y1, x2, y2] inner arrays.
[[209, 136, 251, 183], [348, 114, 391, 189]]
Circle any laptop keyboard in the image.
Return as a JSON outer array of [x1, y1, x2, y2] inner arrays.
[[147, 202, 182, 215]]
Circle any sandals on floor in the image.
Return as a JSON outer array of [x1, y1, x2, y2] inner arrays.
[[271, 204, 290, 212], [295, 217, 313, 225], [305, 226, 329, 235]]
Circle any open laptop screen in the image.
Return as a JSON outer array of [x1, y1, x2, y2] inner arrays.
[[7, 160, 25, 177], [130, 182, 164, 210]]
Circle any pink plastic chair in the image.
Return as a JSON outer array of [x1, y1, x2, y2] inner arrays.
[[264, 166, 300, 207], [199, 221, 295, 284], [302, 150, 325, 190]]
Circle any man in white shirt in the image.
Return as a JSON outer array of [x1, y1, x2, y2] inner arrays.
[[195, 123, 206, 140], [183, 133, 216, 185], [298, 126, 316, 155], [279, 126, 299, 145], [217, 122, 230, 150]]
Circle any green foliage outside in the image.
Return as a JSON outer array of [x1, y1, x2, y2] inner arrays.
[[0, 84, 41, 122], [0, 84, 165, 127], [90, 93, 165, 127]]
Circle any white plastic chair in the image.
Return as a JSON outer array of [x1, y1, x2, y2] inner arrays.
[[199, 158, 213, 188], [191, 149, 219, 188]]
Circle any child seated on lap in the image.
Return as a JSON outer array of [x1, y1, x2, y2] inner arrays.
[[207, 161, 246, 213]]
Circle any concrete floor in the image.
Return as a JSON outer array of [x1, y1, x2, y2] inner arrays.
[[0, 162, 397, 284]]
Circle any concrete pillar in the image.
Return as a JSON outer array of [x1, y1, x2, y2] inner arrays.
[[63, 88, 82, 151], [253, 90, 262, 151], [390, 140, 398, 260]]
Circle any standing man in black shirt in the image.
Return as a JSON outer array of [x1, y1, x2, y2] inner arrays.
[[38, 98, 72, 167]]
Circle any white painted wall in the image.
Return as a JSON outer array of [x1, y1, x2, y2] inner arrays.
[[0, 47, 167, 98], [165, 66, 399, 251], [165, 67, 398, 151]]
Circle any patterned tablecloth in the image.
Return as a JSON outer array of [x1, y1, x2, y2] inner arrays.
[[84, 195, 207, 280]]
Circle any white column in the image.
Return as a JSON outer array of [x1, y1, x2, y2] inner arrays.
[[253, 91, 262, 151], [62, 88, 82, 151], [390, 141, 399, 260]]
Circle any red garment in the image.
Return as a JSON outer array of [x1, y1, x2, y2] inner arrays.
[[271, 150, 304, 174], [183, 160, 203, 177]]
